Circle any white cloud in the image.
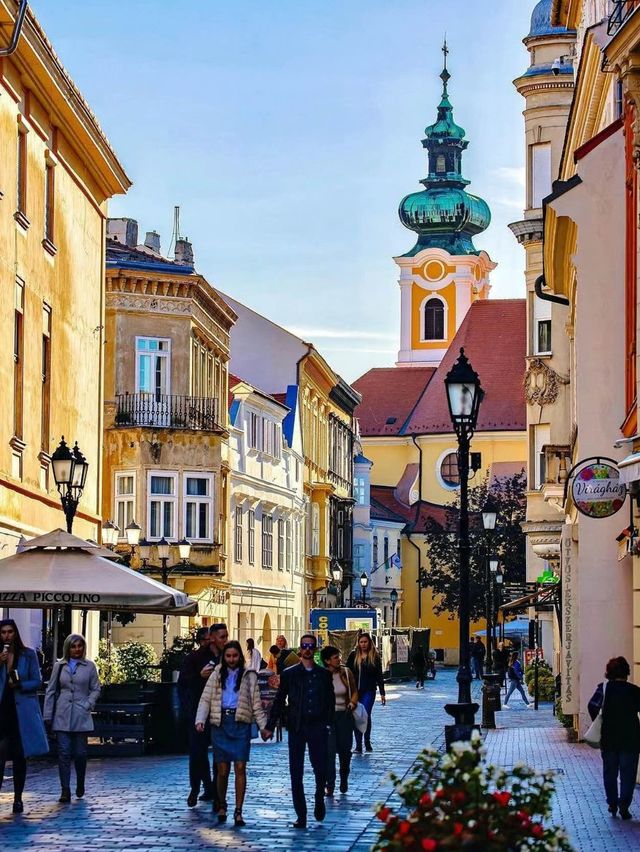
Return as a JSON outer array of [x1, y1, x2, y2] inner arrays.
[[493, 166, 526, 187], [289, 327, 396, 341]]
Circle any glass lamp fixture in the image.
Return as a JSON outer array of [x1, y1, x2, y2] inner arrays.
[[101, 520, 118, 549], [51, 437, 75, 489], [489, 558, 499, 574], [482, 497, 498, 531], [360, 571, 369, 589], [125, 519, 142, 548], [156, 537, 171, 562], [138, 538, 152, 563], [444, 348, 483, 434], [177, 537, 192, 562]]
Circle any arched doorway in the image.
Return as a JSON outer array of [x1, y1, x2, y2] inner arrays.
[[261, 612, 273, 659]]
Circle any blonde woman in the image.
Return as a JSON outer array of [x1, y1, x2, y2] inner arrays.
[[43, 634, 101, 802], [346, 634, 386, 753], [196, 640, 267, 827]]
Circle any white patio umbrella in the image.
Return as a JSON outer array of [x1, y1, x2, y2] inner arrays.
[[0, 529, 197, 614]]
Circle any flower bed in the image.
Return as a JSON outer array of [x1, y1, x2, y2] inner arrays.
[[374, 733, 572, 851]]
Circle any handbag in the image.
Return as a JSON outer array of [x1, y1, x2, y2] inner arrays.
[[352, 701, 368, 734], [584, 681, 607, 749]]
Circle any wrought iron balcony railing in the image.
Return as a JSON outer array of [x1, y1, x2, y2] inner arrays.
[[114, 393, 223, 432], [609, 0, 640, 35]]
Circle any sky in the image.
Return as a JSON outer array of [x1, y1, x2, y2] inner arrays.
[[33, 0, 534, 383]]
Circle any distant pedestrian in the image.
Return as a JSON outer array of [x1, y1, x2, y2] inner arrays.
[[588, 656, 640, 820], [43, 634, 100, 803], [267, 644, 280, 672], [471, 637, 486, 679], [411, 646, 427, 689], [0, 619, 48, 814], [274, 635, 300, 675], [346, 633, 386, 753], [320, 645, 357, 796], [178, 626, 215, 807], [196, 640, 267, 827], [262, 633, 334, 829], [504, 652, 530, 707], [245, 638, 263, 672], [494, 643, 509, 687]]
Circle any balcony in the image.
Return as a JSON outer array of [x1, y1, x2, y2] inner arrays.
[[113, 393, 223, 432], [609, 1, 640, 35]]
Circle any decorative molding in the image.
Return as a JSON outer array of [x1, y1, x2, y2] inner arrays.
[[618, 63, 640, 165], [106, 292, 192, 316], [524, 358, 569, 405]]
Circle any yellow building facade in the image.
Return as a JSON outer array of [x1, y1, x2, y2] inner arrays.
[[102, 222, 236, 653], [0, 2, 129, 648]]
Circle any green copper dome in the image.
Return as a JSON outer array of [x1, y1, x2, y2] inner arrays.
[[399, 44, 491, 256]]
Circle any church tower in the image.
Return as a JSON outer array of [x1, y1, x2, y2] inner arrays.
[[396, 44, 496, 368]]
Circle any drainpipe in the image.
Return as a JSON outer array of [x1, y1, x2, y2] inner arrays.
[[0, 1, 28, 57], [534, 274, 569, 306], [407, 434, 424, 627]]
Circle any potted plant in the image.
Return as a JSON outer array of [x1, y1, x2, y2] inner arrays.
[[374, 733, 573, 851]]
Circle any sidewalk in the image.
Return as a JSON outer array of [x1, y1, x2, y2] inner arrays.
[[1, 670, 638, 850]]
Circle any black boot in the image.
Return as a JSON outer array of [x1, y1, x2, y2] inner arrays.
[[59, 788, 71, 803], [75, 759, 86, 798]]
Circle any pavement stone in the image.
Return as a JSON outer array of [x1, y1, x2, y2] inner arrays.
[[1, 671, 639, 851]]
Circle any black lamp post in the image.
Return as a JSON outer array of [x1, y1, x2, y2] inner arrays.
[[390, 588, 398, 627], [102, 519, 142, 565], [137, 537, 192, 647], [481, 497, 498, 670], [331, 560, 344, 606], [51, 437, 89, 533], [360, 571, 369, 606], [443, 348, 484, 745]]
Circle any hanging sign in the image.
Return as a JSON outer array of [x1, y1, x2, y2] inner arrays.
[[571, 462, 626, 519]]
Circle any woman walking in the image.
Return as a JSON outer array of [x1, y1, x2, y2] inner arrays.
[[196, 640, 267, 827], [504, 651, 530, 707], [588, 656, 640, 819], [346, 634, 385, 753], [320, 645, 357, 796], [0, 619, 48, 814], [44, 633, 101, 803], [411, 646, 426, 690]]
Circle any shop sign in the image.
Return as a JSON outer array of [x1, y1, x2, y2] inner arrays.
[[571, 463, 626, 519]]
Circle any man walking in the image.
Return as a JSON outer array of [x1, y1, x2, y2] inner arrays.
[[178, 627, 215, 807], [199, 623, 229, 680], [471, 637, 486, 679], [262, 633, 334, 829]]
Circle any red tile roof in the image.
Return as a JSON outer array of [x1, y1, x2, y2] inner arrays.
[[370, 486, 454, 532], [405, 300, 526, 435], [352, 367, 436, 436]]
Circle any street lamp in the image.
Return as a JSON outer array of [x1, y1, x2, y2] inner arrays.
[[390, 588, 398, 628], [101, 520, 119, 549], [481, 497, 498, 671], [137, 537, 192, 647], [443, 348, 484, 745], [360, 571, 369, 606], [51, 437, 89, 533], [495, 564, 504, 643], [331, 560, 344, 606]]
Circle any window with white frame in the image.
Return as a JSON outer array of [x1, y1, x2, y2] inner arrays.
[[423, 298, 445, 341], [184, 473, 214, 541], [530, 143, 551, 209], [262, 514, 273, 568], [533, 296, 552, 355], [115, 472, 136, 538], [311, 503, 320, 556], [372, 534, 379, 568], [148, 472, 177, 539], [277, 518, 285, 570], [234, 505, 243, 562], [248, 509, 255, 564], [136, 337, 171, 397], [354, 543, 365, 572], [247, 411, 282, 460], [383, 535, 389, 566], [286, 520, 292, 571], [533, 424, 551, 490], [355, 477, 366, 505]]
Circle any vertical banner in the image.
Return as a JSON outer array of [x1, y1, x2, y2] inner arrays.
[[561, 530, 579, 714]]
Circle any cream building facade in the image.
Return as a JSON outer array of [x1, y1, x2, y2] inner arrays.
[[0, 1, 129, 651], [228, 377, 306, 657]]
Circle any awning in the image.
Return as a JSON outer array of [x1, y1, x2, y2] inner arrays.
[[617, 452, 640, 485], [499, 586, 557, 614]]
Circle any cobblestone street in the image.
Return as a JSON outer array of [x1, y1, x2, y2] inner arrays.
[[1, 670, 639, 851]]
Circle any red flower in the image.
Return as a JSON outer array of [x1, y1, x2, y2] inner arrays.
[[531, 823, 544, 838], [452, 791, 467, 805], [399, 821, 411, 835], [492, 791, 511, 806], [435, 788, 446, 799], [377, 807, 391, 822], [453, 823, 464, 836], [420, 793, 432, 807], [421, 841, 437, 851]]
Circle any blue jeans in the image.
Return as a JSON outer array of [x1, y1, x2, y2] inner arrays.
[[471, 658, 484, 679], [354, 691, 376, 749], [505, 680, 529, 704], [57, 732, 87, 790], [602, 750, 640, 809]]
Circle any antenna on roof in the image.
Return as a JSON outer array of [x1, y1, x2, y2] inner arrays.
[[168, 205, 182, 256]]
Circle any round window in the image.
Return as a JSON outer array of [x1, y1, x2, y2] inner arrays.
[[440, 452, 460, 487]]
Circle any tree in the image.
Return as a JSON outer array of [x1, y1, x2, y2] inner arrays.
[[422, 469, 526, 621]]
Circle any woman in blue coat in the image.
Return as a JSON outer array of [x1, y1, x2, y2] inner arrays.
[[0, 619, 49, 813]]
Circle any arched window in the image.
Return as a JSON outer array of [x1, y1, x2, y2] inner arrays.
[[424, 298, 445, 340], [440, 452, 460, 487]]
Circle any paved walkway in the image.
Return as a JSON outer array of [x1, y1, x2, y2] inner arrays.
[[1, 670, 639, 850]]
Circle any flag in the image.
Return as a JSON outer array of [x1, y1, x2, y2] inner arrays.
[[390, 553, 402, 570]]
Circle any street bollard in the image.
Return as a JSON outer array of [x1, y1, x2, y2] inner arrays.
[[481, 673, 503, 729]]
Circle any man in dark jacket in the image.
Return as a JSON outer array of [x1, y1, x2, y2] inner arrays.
[[178, 627, 215, 807], [471, 637, 486, 679], [263, 633, 334, 829]]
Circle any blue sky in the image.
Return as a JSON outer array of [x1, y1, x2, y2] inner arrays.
[[34, 0, 533, 382]]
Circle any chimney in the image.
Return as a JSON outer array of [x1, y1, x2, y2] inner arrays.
[[144, 230, 161, 254], [107, 217, 138, 248], [174, 237, 194, 266]]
